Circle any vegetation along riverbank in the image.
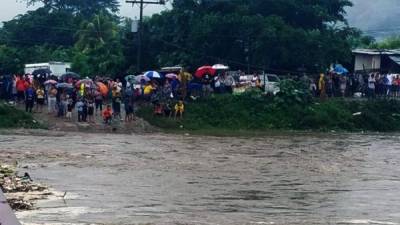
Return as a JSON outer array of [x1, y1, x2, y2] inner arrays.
[[138, 80, 400, 133]]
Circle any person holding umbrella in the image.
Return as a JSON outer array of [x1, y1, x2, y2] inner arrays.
[[47, 85, 58, 114]]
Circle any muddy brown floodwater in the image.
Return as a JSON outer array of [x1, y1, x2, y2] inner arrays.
[[1, 131, 400, 225]]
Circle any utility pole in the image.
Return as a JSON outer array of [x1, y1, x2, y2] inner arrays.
[[126, 0, 166, 72]]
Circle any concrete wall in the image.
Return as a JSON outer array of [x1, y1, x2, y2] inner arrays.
[[0, 189, 21, 225], [354, 54, 381, 71]]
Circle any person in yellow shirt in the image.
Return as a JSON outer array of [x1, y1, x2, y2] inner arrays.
[[36, 86, 45, 113], [144, 84, 153, 95], [143, 83, 154, 101], [318, 73, 326, 99], [174, 100, 184, 119]]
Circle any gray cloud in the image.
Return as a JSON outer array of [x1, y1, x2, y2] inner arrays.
[[347, 0, 400, 38]]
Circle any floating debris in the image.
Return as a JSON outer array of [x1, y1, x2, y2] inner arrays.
[[0, 164, 51, 211]]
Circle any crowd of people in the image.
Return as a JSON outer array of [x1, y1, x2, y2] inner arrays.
[[302, 72, 400, 99], [0, 67, 238, 124], [2, 65, 397, 127]]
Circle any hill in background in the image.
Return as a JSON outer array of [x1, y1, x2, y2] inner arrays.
[[347, 0, 400, 40]]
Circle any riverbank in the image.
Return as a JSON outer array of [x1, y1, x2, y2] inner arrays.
[[4, 84, 400, 135], [138, 86, 400, 133], [0, 102, 44, 129], [0, 101, 158, 134]]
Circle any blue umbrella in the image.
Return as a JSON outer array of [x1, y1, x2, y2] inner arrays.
[[333, 64, 349, 75], [144, 71, 161, 79]]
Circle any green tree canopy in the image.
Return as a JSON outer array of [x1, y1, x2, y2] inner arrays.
[[139, 0, 357, 72], [73, 12, 124, 77], [369, 36, 400, 49], [21, 0, 119, 17]]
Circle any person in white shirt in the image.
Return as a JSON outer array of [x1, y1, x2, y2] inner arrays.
[[368, 74, 376, 99]]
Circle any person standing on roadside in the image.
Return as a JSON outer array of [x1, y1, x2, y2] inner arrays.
[[16, 75, 28, 103], [25, 84, 35, 113], [76, 98, 84, 122], [318, 73, 326, 99], [368, 74, 376, 99], [94, 90, 103, 116], [36, 86, 45, 113], [224, 73, 235, 94], [47, 86, 58, 114]]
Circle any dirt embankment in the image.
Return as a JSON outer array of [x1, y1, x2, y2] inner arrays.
[[31, 110, 159, 134]]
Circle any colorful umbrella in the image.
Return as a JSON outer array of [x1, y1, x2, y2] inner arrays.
[[44, 80, 57, 85], [195, 66, 216, 78], [96, 82, 109, 96], [212, 64, 230, 70], [144, 71, 161, 79], [56, 83, 73, 89], [76, 78, 94, 87], [165, 73, 178, 79], [135, 75, 150, 83]]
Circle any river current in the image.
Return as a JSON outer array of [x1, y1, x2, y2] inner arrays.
[[1, 132, 399, 225]]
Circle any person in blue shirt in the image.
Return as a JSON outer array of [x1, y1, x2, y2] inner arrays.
[[25, 85, 35, 113]]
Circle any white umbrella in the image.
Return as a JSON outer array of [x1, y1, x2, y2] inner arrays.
[[135, 75, 150, 83], [212, 64, 230, 70], [144, 71, 161, 79]]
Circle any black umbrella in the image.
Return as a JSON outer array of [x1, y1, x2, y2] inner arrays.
[[60, 72, 80, 82], [32, 68, 52, 77]]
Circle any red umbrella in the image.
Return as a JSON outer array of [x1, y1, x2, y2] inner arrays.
[[195, 66, 216, 78]]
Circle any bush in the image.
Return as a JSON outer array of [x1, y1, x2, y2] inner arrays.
[[0, 103, 43, 129]]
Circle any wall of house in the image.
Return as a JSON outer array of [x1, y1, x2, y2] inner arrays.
[[354, 54, 381, 71]]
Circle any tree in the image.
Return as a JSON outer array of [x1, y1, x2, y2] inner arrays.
[[0, 45, 22, 74], [369, 36, 400, 49], [141, 0, 358, 72], [73, 12, 124, 77], [21, 0, 119, 18], [0, 7, 78, 47]]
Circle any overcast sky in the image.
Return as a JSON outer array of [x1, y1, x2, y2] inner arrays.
[[0, 0, 167, 22]]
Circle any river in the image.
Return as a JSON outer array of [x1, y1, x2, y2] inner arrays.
[[1, 132, 400, 225]]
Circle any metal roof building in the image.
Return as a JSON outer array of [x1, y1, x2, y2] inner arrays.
[[353, 49, 400, 73]]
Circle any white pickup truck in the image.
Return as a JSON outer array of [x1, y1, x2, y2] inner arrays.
[[260, 74, 281, 95]]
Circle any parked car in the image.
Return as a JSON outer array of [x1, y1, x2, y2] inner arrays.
[[260, 74, 281, 95]]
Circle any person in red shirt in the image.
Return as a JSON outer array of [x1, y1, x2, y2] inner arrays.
[[102, 105, 113, 125], [16, 75, 28, 103]]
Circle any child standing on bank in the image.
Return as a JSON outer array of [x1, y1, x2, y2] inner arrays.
[[174, 100, 184, 120], [66, 99, 73, 121], [103, 105, 113, 125], [76, 98, 84, 122]]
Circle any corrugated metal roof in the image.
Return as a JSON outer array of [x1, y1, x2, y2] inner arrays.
[[389, 56, 400, 65], [352, 48, 400, 55]]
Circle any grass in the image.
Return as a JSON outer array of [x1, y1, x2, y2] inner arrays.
[[137, 93, 400, 134], [0, 102, 45, 129]]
